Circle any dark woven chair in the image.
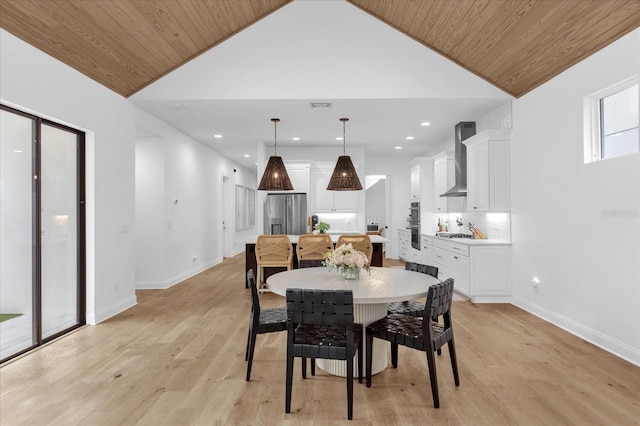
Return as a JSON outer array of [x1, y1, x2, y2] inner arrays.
[[285, 289, 363, 420], [366, 278, 459, 408], [246, 269, 300, 381], [386, 262, 439, 317]]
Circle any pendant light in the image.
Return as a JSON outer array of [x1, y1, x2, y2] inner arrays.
[[327, 117, 363, 191], [258, 118, 293, 191]]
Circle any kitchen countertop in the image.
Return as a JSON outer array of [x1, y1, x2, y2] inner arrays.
[[253, 234, 390, 244], [427, 235, 511, 246]]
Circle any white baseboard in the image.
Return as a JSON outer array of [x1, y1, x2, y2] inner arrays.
[[89, 294, 137, 325], [471, 295, 512, 303], [511, 295, 640, 367], [229, 247, 245, 257], [135, 257, 223, 290]]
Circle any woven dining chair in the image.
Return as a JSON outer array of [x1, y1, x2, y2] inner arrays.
[[296, 234, 333, 268], [387, 262, 439, 317], [255, 235, 293, 290], [336, 234, 373, 263], [365, 278, 459, 408], [245, 269, 311, 381], [245, 269, 287, 381], [285, 288, 363, 420]]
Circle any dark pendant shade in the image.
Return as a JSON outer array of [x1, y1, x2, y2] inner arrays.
[[258, 117, 293, 191], [327, 117, 363, 191], [326, 155, 363, 191], [258, 155, 294, 191]]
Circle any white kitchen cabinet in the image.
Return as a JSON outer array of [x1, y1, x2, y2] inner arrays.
[[398, 229, 411, 261], [419, 235, 433, 265], [285, 163, 310, 193], [410, 163, 421, 200], [469, 246, 511, 301], [310, 164, 359, 212], [448, 250, 470, 296], [424, 236, 510, 302], [464, 130, 511, 212], [429, 237, 470, 296], [433, 153, 457, 213]]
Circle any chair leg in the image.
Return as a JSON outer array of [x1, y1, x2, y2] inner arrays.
[[448, 339, 460, 386], [357, 342, 363, 384], [365, 331, 373, 387], [246, 329, 257, 381], [347, 352, 354, 420], [425, 348, 440, 408], [311, 358, 316, 376], [391, 343, 398, 368], [302, 357, 307, 379], [245, 325, 251, 361], [285, 352, 294, 413]]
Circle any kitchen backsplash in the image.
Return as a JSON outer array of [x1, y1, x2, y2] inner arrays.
[[314, 212, 359, 234], [437, 212, 511, 242]]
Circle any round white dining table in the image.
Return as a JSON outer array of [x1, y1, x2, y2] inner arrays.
[[267, 266, 439, 376]]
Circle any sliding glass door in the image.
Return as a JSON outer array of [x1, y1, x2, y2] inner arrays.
[[0, 105, 85, 362]]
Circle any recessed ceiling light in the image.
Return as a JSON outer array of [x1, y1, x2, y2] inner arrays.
[[310, 102, 332, 109], [421, 122, 431, 126], [214, 134, 223, 138], [395, 146, 402, 150], [244, 154, 250, 158], [406, 136, 414, 140], [336, 137, 343, 141], [292, 137, 300, 141]]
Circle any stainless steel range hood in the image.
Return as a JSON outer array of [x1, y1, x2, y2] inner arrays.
[[440, 122, 476, 197]]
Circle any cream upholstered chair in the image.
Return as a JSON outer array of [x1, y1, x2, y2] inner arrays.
[[297, 234, 333, 268], [255, 235, 293, 289], [336, 234, 373, 263]]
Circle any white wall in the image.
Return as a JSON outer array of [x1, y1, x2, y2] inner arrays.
[[1, 29, 137, 324], [135, 108, 257, 289], [510, 29, 640, 365]]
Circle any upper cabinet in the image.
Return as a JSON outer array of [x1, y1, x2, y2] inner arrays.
[[285, 163, 310, 193], [310, 163, 359, 212], [433, 153, 454, 213], [464, 130, 511, 212], [409, 157, 431, 203], [410, 162, 421, 200]]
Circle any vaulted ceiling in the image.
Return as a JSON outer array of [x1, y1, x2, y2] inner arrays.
[[2, 0, 638, 99]]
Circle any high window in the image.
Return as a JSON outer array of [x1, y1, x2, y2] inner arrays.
[[584, 76, 639, 162]]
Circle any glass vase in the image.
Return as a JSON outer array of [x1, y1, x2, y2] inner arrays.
[[342, 266, 360, 280]]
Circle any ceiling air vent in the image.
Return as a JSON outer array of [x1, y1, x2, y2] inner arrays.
[[310, 102, 332, 109]]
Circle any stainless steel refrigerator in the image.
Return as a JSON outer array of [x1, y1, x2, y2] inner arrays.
[[263, 193, 308, 235]]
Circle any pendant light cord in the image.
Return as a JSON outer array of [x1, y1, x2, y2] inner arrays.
[[271, 118, 280, 155], [340, 117, 349, 155]]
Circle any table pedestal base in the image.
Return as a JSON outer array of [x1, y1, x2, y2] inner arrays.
[[316, 303, 388, 377]]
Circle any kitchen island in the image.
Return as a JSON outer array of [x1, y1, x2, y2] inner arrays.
[[245, 234, 390, 288]]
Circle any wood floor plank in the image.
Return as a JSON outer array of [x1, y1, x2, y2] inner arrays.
[[1, 253, 639, 424]]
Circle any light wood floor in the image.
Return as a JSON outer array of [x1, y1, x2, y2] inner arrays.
[[1, 253, 639, 425]]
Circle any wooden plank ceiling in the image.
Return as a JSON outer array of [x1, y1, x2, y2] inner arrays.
[[1, 0, 638, 98]]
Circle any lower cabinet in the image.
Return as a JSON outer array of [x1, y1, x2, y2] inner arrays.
[[398, 229, 410, 261], [424, 236, 510, 302]]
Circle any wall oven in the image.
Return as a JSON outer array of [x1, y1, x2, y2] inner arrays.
[[410, 202, 420, 250]]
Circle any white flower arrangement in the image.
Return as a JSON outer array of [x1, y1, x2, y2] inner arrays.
[[322, 243, 370, 274]]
